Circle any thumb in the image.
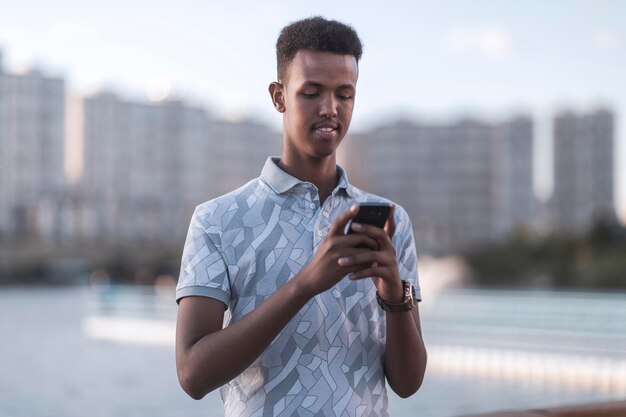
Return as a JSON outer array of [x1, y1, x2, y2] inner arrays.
[[329, 205, 359, 236]]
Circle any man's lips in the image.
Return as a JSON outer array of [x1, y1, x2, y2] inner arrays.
[[312, 122, 339, 138]]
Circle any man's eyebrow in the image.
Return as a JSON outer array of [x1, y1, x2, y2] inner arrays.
[[301, 81, 355, 90]]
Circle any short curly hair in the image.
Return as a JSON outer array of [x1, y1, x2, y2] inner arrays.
[[276, 16, 363, 82]]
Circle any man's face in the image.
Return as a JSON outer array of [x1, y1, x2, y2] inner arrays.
[[272, 50, 358, 160]]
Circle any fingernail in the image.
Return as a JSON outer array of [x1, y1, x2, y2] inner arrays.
[[351, 205, 358, 212], [351, 222, 363, 231], [338, 257, 350, 266], [348, 273, 356, 280]]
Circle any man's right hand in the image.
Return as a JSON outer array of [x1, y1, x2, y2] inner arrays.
[[295, 205, 379, 298]]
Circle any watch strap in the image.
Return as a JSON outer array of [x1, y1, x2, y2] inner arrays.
[[376, 280, 416, 312]]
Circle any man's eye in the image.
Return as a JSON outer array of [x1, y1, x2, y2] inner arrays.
[[302, 93, 318, 98], [338, 94, 353, 100]]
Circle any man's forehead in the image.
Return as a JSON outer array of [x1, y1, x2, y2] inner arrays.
[[285, 49, 358, 85], [293, 49, 357, 65]]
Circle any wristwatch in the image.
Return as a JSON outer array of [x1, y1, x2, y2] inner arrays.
[[376, 280, 416, 312]]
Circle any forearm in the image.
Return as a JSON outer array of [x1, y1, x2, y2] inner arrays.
[[180, 273, 313, 398], [384, 309, 427, 397]]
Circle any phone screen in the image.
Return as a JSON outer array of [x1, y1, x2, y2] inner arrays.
[[345, 203, 391, 234]]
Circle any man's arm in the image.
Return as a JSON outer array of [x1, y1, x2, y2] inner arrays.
[[338, 205, 427, 397], [383, 305, 427, 397], [380, 205, 427, 397], [176, 276, 311, 399], [176, 205, 379, 399]]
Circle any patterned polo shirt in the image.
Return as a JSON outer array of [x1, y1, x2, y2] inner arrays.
[[176, 157, 421, 417]]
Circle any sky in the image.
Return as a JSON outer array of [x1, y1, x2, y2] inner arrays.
[[1, 0, 625, 220]]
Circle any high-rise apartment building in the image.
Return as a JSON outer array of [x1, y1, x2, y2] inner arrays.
[[491, 117, 535, 238], [78, 93, 282, 242], [340, 116, 534, 253], [0, 56, 66, 240], [552, 109, 615, 233], [209, 119, 282, 197], [78, 93, 211, 241]]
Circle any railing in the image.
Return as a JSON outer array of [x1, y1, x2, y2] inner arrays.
[[81, 285, 626, 405], [82, 284, 177, 346], [457, 400, 626, 416], [421, 288, 626, 396]]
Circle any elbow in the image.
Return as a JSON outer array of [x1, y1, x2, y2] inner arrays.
[[178, 367, 209, 400], [176, 349, 224, 400], [395, 390, 416, 399], [391, 351, 427, 398], [184, 387, 206, 401], [393, 377, 424, 398]]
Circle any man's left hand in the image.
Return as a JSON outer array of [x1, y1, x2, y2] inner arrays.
[[337, 204, 404, 303]]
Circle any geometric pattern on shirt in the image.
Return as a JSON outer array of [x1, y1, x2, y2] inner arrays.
[[177, 157, 421, 417]]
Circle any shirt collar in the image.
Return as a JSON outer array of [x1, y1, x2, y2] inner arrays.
[[261, 156, 354, 197]]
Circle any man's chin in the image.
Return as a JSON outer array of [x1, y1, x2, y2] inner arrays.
[[308, 146, 337, 160], [314, 139, 342, 154]]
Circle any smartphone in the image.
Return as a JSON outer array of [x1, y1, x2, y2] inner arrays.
[[344, 202, 391, 235]]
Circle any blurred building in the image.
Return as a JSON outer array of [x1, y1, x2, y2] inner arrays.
[[0, 54, 66, 240], [209, 119, 283, 197], [340, 116, 535, 253], [337, 133, 369, 187], [76, 93, 210, 242], [491, 117, 536, 238], [76, 92, 281, 243], [551, 109, 615, 233]]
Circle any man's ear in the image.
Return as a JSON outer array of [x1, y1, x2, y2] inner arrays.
[[269, 82, 286, 113]]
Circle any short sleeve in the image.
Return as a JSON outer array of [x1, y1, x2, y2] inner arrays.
[[176, 205, 231, 306], [391, 205, 422, 301]]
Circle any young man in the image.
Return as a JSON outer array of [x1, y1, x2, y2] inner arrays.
[[175, 16, 427, 417]]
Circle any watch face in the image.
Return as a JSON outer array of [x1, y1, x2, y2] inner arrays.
[[404, 281, 416, 306]]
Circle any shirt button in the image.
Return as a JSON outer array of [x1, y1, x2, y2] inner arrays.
[[310, 203, 316, 209], [317, 230, 323, 237]]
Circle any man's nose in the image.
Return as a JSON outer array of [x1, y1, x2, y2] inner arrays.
[[318, 94, 337, 118]]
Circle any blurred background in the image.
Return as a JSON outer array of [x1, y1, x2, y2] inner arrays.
[[0, 1, 625, 416]]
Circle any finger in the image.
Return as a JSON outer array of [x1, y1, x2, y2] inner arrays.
[[340, 262, 374, 274], [337, 247, 376, 260], [337, 251, 384, 267], [329, 205, 359, 236], [349, 222, 391, 249], [340, 233, 380, 251], [348, 266, 390, 280], [384, 204, 396, 239]]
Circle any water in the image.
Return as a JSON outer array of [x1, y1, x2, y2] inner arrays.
[[0, 287, 214, 417], [0, 286, 624, 417]]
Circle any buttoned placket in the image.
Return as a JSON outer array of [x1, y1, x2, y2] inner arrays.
[[298, 184, 318, 246], [300, 185, 322, 249], [298, 181, 351, 250], [313, 189, 343, 250]]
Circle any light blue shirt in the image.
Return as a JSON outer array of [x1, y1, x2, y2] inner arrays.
[[177, 157, 421, 417]]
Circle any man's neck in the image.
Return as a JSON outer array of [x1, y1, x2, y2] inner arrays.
[[278, 153, 338, 205]]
